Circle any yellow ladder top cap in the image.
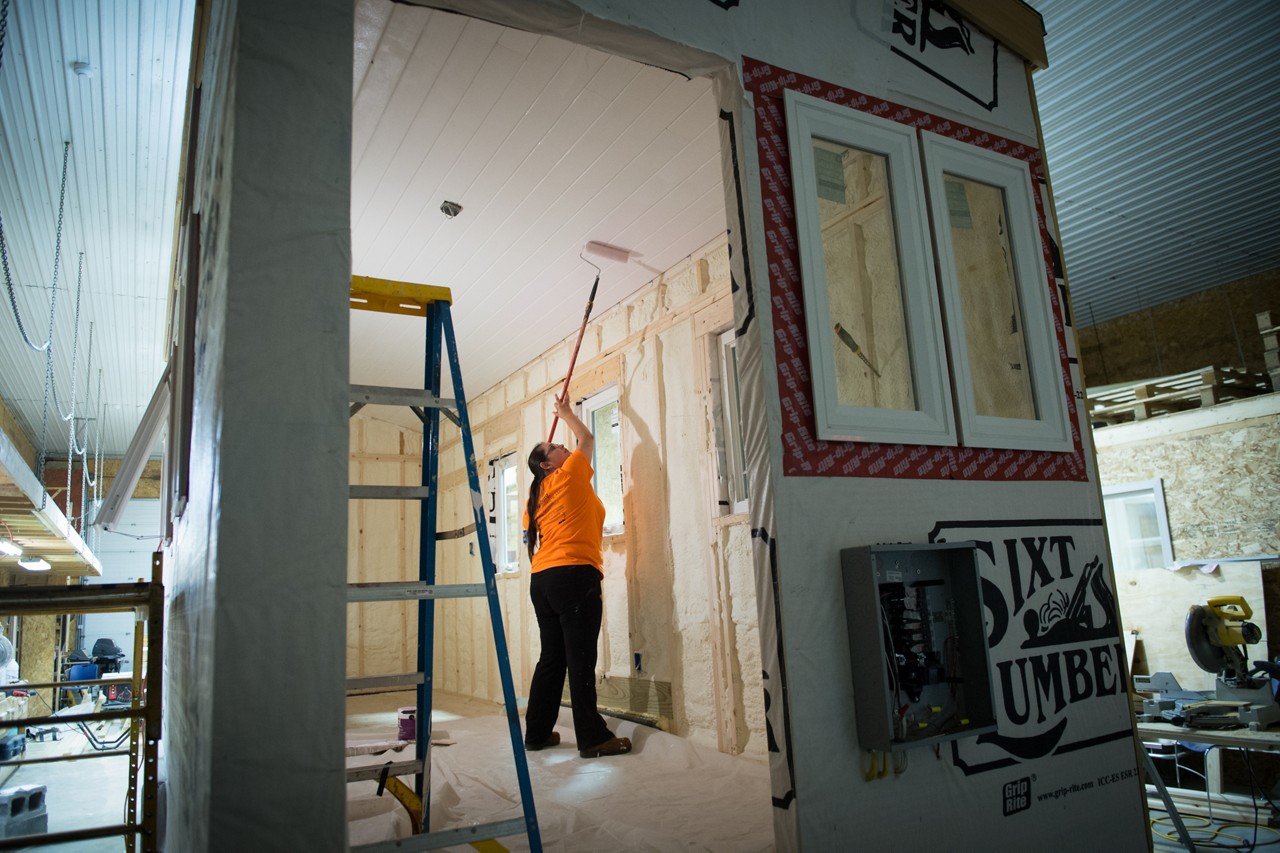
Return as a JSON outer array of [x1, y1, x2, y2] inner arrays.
[[350, 276, 452, 317]]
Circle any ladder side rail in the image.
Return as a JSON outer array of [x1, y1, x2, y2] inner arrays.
[[441, 307, 543, 852], [416, 303, 446, 808], [143, 553, 165, 851]]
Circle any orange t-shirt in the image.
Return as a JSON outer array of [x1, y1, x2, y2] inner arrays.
[[524, 449, 606, 573]]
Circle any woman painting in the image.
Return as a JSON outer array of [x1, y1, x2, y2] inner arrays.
[[522, 394, 631, 759]]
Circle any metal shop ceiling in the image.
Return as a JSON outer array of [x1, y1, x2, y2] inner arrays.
[[0, 0, 1276, 472]]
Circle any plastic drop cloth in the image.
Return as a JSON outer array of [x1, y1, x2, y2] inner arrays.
[[346, 706, 774, 851]]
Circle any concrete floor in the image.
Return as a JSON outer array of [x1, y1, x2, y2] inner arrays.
[[2, 711, 133, 852]]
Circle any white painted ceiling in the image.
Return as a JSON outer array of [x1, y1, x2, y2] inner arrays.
[[349, 1, 725, 398], [1, 0, 1278, 472]]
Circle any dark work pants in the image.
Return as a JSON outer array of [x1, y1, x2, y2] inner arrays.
[[525, 564, 613, 750]]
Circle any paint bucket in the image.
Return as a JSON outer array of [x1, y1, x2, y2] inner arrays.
[[397, 707, 416, 741]]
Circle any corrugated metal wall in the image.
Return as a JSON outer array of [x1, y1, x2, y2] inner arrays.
[[1034, 0, 1280, 325]]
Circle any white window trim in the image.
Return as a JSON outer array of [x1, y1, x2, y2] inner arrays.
[[490, 452, 520, 574], [717, 328, 750, 514], [1102, 479, 1174, 571], [920, 130, 1072, 452], [578, 386, 625, 536], [783, 88, 957, 446]]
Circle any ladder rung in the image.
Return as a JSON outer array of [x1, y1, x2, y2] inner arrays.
[[345, 759, 422, 784], [350, 818, 530, 853], [348, 581, 488, 603], [350, 384, 456, 410], [347, 672, 423, 691], [350, 485, 432, 500]]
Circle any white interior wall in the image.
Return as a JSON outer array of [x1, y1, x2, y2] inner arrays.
[[348, 237, 767, 758], [164, 0, 352, 849]]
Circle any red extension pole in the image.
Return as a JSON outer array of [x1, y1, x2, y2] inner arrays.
[[547, 272, 600, 443]]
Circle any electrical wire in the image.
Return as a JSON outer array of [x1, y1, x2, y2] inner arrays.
[[1145, 746, 1280, 851]]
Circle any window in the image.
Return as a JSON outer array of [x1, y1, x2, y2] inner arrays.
[[920, 131, 1071, 452], [784, 89, 956, 446], [489, 453, 521, 573], [785, 90, 1072, 454], [579, 386, 624, 535], [1102, 480, 1173, 571], [716, 328, 749, 513]]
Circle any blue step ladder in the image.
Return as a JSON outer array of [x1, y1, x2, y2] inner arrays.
[[345, 276, 541, 853]]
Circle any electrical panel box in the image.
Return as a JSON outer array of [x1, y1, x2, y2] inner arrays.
[[841, 542, 997, 751]]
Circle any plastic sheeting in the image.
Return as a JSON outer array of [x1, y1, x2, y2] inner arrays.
[[345, 702, 774, 850]]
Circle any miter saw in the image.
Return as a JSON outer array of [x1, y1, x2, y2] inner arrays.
[[1136, 596, 1280, 730]]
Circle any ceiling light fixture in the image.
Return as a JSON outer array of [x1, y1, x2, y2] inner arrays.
[[0, 539, 21, 558], [18, 557, 51, 572], [439, 200, 462, 219]]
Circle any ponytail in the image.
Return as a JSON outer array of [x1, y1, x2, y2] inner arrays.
[[526, 444, 551, 560]]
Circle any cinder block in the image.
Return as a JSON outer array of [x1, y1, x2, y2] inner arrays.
[[0, 784, 48, 839]]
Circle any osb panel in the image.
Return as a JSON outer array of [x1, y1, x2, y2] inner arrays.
[[1115, 562, 1266, 693], [18, 614, 58, 710], [90, 459, 164, 499], [0, 400, 36, 471], [1096, 415, 1280, 560], [1079, 269, 1280, 387]]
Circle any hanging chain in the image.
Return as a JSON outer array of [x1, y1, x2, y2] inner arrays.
[[0, 0, 9, 74], [80, 321, 96, 484], [17, 139, 73, 495], [58, 253, 85, 422], [35, 282, 61, 505], [2, 141, 71, 351], [88, 370, 103, 547], [65, 255, 85, 524]]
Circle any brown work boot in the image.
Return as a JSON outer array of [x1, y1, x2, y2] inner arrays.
[[525, 732, 560, 751], [579, 736, 631, 758]]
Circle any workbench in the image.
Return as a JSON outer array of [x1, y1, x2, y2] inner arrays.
[[1136, 720, 1280, 836]]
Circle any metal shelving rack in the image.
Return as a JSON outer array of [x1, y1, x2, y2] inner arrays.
[[0, 552, 163, 851]]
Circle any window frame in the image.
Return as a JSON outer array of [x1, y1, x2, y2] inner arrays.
[[490, 452, 521, 574], [783, 88, 957, 446], [1101, 479, 1174, 571], [578, 385, 625, 536], [919, 130, 1072, 452]]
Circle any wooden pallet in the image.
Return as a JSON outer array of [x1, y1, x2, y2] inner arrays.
[[1087, 365, 1271, 426]]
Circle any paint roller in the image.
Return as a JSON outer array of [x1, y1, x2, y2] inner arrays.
[[548, 241, 633, 442]]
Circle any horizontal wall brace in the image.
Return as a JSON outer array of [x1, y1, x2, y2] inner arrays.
[[347, 581, 488, 602], [346, 673, 424, 691], [349, 485, 433, 500]]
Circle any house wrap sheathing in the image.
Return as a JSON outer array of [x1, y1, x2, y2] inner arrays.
[[165, 0, 1149, 849]]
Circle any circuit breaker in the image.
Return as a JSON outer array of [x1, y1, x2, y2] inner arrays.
[[841, 542, 997, 751]]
